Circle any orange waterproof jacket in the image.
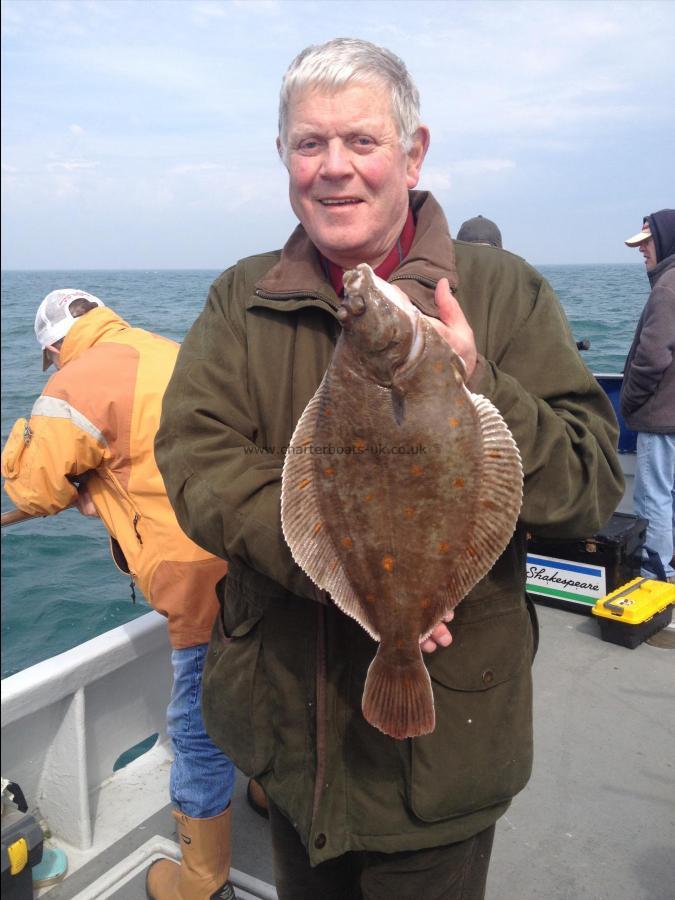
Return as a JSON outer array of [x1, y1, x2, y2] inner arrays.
[[1, 307, 226, 648]]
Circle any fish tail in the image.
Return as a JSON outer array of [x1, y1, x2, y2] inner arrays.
[[362, 647, 435, 740]]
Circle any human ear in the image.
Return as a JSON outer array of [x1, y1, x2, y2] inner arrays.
[[406, 126, 430, 188]]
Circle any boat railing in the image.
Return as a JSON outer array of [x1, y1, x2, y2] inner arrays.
[[1, 610, 172, 851]]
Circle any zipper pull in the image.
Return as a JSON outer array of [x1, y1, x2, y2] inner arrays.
[[133, 513, 143, 545]]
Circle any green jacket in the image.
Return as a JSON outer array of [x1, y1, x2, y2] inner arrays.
[[156, 192, 623, 863]]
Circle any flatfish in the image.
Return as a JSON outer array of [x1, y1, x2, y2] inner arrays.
[[281, 264, 523, 740]]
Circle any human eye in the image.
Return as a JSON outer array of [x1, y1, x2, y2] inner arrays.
[[296, 136, 322, 154], [352, 135, 375, 151]]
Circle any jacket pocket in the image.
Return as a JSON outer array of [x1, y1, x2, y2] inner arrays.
[[409, 604, 533, 822], [201, 593, 273, 777]]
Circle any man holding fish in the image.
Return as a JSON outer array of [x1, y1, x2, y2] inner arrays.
[[156, 38, 623, 900]]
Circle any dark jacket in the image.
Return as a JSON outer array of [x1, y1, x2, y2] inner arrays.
[[155, 192, 623, 864], [620, 210, 675, 433]]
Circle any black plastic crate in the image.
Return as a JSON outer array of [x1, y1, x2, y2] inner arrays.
[[526, 512, 648, 613]]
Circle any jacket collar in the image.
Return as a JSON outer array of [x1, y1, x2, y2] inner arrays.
[[647, 252, 675, 288], [255, 191, 457, 318], [59, 307, 131, 366]]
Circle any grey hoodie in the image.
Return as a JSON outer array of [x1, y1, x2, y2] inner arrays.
[[620, 251, 675, 433]]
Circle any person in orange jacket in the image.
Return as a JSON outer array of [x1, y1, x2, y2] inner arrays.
[[1, 289, 239, 900]]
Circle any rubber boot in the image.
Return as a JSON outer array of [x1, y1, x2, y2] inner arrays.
[[146, 807, 235, 899]]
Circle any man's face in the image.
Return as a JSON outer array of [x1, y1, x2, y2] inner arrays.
[[280, 82, 428, 269], [638, 235, 657, 271]]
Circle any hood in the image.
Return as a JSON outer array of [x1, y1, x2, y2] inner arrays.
[[58, 307, 132, 366], [645, 209, 675, 263]]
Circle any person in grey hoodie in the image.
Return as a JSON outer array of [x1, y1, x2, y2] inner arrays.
[[621, 209, 675, 583]]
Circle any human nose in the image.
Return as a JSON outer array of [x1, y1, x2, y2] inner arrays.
[[320, 139, 352, 179]]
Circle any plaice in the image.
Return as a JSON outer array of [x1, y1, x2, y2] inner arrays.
[[281, 264, 523, 740]]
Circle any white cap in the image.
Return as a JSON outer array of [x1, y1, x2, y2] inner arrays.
[[34, 289, 105, 368], [624, 222, 651, 247]]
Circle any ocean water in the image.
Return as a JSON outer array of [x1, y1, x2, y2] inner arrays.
[[1, 264, 648, 677]]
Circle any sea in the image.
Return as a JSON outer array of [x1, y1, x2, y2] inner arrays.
[[0, 264, 648, 678]]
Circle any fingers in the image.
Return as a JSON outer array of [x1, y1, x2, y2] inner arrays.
[[420, 611, 454, 654]]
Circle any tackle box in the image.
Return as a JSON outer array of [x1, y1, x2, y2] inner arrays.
[[1, 809, 43, 900], [592, 578, 675, 648], [526, 512, 647, 613]]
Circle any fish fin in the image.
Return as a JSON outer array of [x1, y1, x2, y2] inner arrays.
[[281, 379, 379, 640], [443, 391, 524, 611], [362, 645, 435, 740], [391, 387, 405, 425]]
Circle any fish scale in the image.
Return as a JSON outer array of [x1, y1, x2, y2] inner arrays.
[[281, 264, 523, 740]]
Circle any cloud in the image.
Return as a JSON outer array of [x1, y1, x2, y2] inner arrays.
[[47, 160, 100, 172]]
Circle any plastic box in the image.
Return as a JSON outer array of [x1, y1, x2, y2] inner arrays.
[[592, 578, 675, 648], [526, 513, 647, 613], [1, 810, 43, 900]]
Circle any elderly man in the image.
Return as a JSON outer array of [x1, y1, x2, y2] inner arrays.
[[156, 38, 623, 899], [621, 210, 675, 583]]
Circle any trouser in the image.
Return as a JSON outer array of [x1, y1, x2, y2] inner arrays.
[[167, 643, 236, 818], [268, 801, 495, 900], [634, 432, 675, 579]]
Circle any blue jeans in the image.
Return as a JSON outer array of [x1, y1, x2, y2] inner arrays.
[[167, 644, 236, 818], [634, 432, 675, 580]]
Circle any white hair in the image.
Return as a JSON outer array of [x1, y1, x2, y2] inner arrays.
[[278, 37, 421, 159]]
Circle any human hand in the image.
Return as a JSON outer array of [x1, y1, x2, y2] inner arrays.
[[76, 485, 99, 518], [420, 611, 454, 653], [425, 279, 477, 380]]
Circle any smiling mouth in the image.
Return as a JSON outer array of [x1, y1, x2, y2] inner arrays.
[[319, 198, 362, 206]]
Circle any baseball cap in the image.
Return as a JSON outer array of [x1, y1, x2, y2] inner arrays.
[[35, 289, 105, 369], [624, 220, 651, 247], [456, 215, 503, 249]]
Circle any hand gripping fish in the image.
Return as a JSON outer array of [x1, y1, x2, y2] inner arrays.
[[281, 264, 523, 740]]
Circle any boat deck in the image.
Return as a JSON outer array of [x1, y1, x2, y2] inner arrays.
[[33, 603, 674, 900]]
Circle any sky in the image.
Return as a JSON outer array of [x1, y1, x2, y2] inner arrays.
[[1, 0, 674, 269]]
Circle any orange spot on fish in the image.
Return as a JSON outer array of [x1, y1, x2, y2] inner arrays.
[[403, 506, 416, 519], [365, 593, 376, 605], [341, 536, 353, 549], [323, 467, 335, 477], [438, 542, 450, 553], [382, 555, 395, 573], [410, 464, 424, 477], [467, 546, 477, 558], [364, 494, 374, 503], [353, 438, 366, 451], [453, 478, 465, 489], [313, 522, 323, 534], [301, 437, 313, 447], [324, 408, 333, 417], [449, 417, 460, 428], [420, 597, 431, 609], [298, 478, 311, 490], [433, 361, 444, 373], [395, 639, 404, 650]]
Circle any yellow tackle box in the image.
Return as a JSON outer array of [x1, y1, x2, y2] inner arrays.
[[592, 578, 675, 648]]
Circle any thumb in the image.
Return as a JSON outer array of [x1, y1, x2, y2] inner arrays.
[[435, 278, 462, 327]]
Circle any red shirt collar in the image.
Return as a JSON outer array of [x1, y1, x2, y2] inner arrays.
[[321, 208, 416, 297]]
